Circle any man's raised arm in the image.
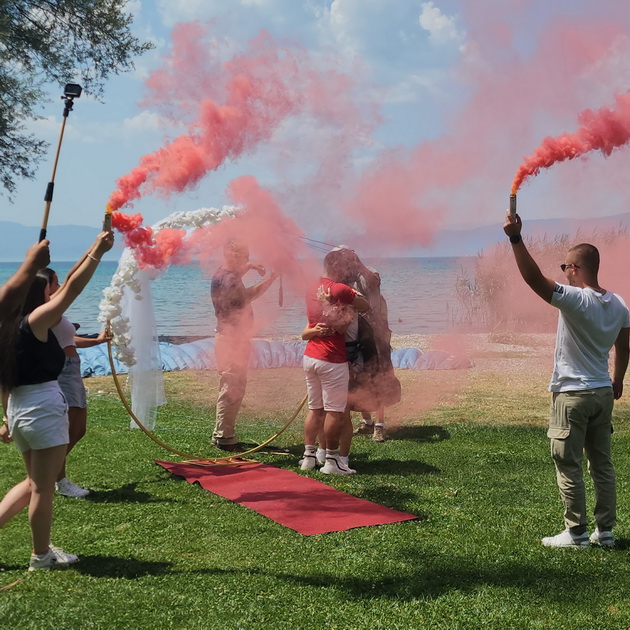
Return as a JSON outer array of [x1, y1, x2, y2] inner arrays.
[[503, 211, 555, 304]]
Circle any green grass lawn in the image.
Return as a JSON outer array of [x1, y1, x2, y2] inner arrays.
[[1, 372, 630, 629]]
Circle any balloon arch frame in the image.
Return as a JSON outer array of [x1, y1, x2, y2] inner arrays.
[[98, 206, 305, 466]]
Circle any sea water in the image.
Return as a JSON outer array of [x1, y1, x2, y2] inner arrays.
[[0, 257, 474, 337]]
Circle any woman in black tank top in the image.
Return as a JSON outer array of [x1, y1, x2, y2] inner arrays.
[[0, 231, 113, 570]]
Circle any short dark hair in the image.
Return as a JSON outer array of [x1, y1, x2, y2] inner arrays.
[[224, 238, 247, 254], [569, 243, 600, 274], [38, 268, 56, 285]]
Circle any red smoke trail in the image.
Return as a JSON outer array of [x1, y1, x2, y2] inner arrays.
[[107, 210, 187, 269], [111, 174, 311, 276], [108, 28, 301, 212], [186, 175, 311, 280], [106, 25, 305, 267], [512, 91, 630, 194], [109, 209, 189, 269], [107, 22, 373, 269], [339, 11, 630, 252]]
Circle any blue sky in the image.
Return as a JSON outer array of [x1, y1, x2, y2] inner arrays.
[[2, 0, 630, 255]]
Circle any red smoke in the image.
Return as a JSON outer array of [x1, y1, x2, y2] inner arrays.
[[107, 22, 375, 270], [512, 91, 630, 194], [110, 172, 311, 283], [107, 28, 301, 212], [110, 209, 188, 269], [339, 16, 630, 251], [108, 7, 630, 267], [186, 176, 312, 282]]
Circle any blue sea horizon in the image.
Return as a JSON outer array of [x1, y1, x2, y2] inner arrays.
[[0, 257, 474, 337]]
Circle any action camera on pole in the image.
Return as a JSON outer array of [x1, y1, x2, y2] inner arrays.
[[63, 83, 82, 99], [39, 83, 83, 241]]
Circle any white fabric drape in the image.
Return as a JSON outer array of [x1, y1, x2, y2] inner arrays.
[[125, 268, 165, 430]]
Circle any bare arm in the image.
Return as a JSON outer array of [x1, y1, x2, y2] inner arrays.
[[62, 241, 103, 285], [503, 211, 555, 303], [320, 284, 369, 314], [302, 322, 334, 340], [352, 293, 370, 313], [612, 327, 630, 400], [0, 241, 50, 321], [74, 329, 112, 348], [245, 262, 266, 276], [244, 271, 279, 303], [29, 232, 114, 341], [0, 423, 10, 444]]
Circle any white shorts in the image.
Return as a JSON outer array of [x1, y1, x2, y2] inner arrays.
[[303, 356, 349, 412], [7, 381, 69, 453]]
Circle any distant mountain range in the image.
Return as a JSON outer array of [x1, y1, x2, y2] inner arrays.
[[2, 214, 630, 261], [0, 222, 120, 262]]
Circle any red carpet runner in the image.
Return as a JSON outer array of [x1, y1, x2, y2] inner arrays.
[[156, 460, 417, 535]]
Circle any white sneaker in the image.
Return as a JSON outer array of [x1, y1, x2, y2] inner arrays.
[[299, 454, 317, 471], [321, 455, 356, 475], [28, 546, 79, 571], [316, 448, 327, 466], [340, 456, 356, 473], [56, 477, 90, 498], [541, 529, 590, 548], [590, 528, 615, 548]]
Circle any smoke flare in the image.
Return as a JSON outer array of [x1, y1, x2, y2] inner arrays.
[[512, 91, 630, 194]]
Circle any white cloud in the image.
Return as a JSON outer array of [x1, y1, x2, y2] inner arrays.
[[156, 0, 283, 28], [27, 115, 70, 141], [122, 110, 163, 132], [321, 0, 377, 58], [419, 1, 466, 48], [27, 111, 185, 147], [156, 0, 211, 26], [122, 110, 184, 134], [319, 0, 466, 68], [384, 70, 451, 104], [314, 0, 465, 116], [123, 0, 142, 19], [155, 0, 317, 48]]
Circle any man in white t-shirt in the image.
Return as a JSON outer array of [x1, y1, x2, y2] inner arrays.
[[504, 210, 630, 548]]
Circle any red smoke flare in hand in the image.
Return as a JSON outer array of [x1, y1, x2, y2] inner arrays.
[[512, 91, 630, 194]]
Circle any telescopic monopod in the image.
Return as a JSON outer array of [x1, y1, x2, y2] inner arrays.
[[39, 83, 82, 242]]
